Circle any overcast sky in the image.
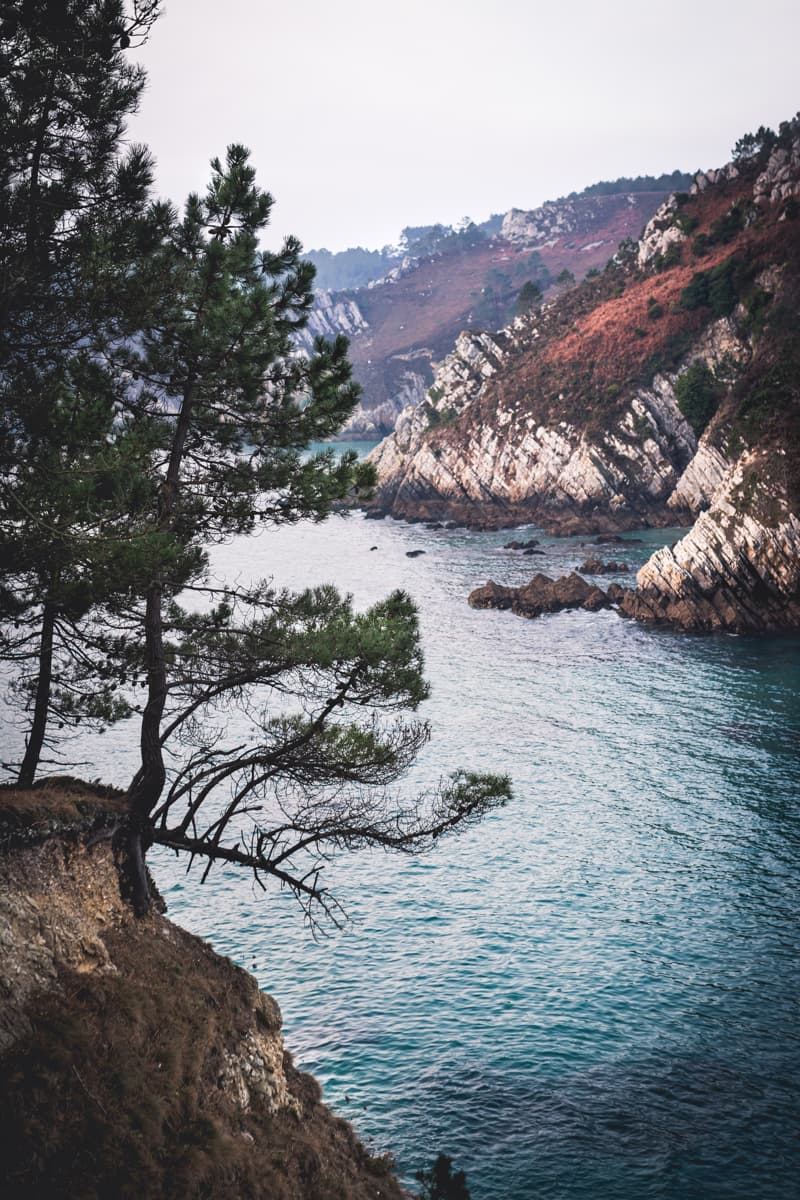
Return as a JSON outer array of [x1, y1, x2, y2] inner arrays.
[[128, 0, 799, 253]]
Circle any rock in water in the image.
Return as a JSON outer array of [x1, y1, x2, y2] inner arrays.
[[468, 572, 610, 619], [579, 558, 629, 574]]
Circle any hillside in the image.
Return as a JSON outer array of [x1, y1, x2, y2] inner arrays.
[[299, 190, 677, 438], [0, 782, 406, 1200], [368, 119, 800, 632]]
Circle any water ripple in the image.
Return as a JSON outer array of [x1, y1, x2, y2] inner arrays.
[[22, 505, 798, 1199]]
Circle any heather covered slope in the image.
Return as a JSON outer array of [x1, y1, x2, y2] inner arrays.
[[368, 122, 800, 631], [300, 190, 673, 438], [0, 781, 405, 1200]]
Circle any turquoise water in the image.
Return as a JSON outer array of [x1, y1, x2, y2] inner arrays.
[[9, 442, 799, 1197], [157, 512, 800, 1197]]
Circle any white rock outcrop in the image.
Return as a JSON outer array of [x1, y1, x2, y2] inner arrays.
[[753, 138, 800, 206], [294, 291, 368, 355]]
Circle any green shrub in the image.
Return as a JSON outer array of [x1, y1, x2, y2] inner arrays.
[[692, 232, 710, 257], [680, 257, 739, 317], [674, 362, 719, 436], [675, 212, 699, 235], [709, 203, 745, 244], [743, 286, 772, 335], [647, 301, 665, 320]]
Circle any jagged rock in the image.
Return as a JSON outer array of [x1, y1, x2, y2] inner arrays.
[[669, 441, 731, 515], [637, 195, 686, 267], [370, 356, 697, 533], [501, 193, 650, 250], [753, 138, 800, 207], [294, 291, 368, 355], [606, 583, 627, 604], [503, 538, 540, 550], [622, 458, 800, 632], [468, 572, 610, 619], [579, 558, 629, 574]]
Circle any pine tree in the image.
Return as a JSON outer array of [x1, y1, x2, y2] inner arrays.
[[515, 279, 543, 316], [2, 11, 510, 917], [112, 147, 510, 916], [0, 1, 164, 782]]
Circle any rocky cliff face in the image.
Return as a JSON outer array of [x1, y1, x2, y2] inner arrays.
[[296, 290, 369, 351], [621, 457, 800, 632], [370, 315, 706, 532], [0, 782, 404, 1200], [368, 121, 800, 630]]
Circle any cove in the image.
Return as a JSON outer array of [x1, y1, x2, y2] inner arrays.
[[48, 458, 800, 1199]]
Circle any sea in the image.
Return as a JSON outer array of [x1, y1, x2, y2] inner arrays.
[[10, 440, 800, 1199]]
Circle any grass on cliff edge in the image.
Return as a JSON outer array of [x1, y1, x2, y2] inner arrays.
[[0, 777, 125, 831]]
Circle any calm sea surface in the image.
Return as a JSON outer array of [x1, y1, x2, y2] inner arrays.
[[12, 441, 800, 1198]]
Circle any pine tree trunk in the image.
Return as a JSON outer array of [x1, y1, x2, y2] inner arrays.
[[119, 583, 168, 913], [18, 601, 56, 788], [122, 381, 197, 913]]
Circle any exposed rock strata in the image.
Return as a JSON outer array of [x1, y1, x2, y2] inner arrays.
[[370, 323, 700, 533], [752, 137, 800, 206], [501, 192, 660, 249], [621, 464, 800, 632], [294, 290, 369, 353]]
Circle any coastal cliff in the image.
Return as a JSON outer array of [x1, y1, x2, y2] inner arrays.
[[305, 190, 674, 439], [0, 782, 405, 1200], [621, 455, 800, 632], [369, 120, 800, 631]]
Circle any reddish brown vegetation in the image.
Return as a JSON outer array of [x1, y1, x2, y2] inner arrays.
[[347, 194, 667, 407], [450, 173, 800, 437]]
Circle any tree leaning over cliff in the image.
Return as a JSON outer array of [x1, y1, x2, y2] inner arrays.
[[114, 146, 510, 917]]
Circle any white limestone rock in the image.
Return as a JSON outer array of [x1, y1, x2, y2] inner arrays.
[[637, 195, 685, 267], [753, 138, 800, 206]]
